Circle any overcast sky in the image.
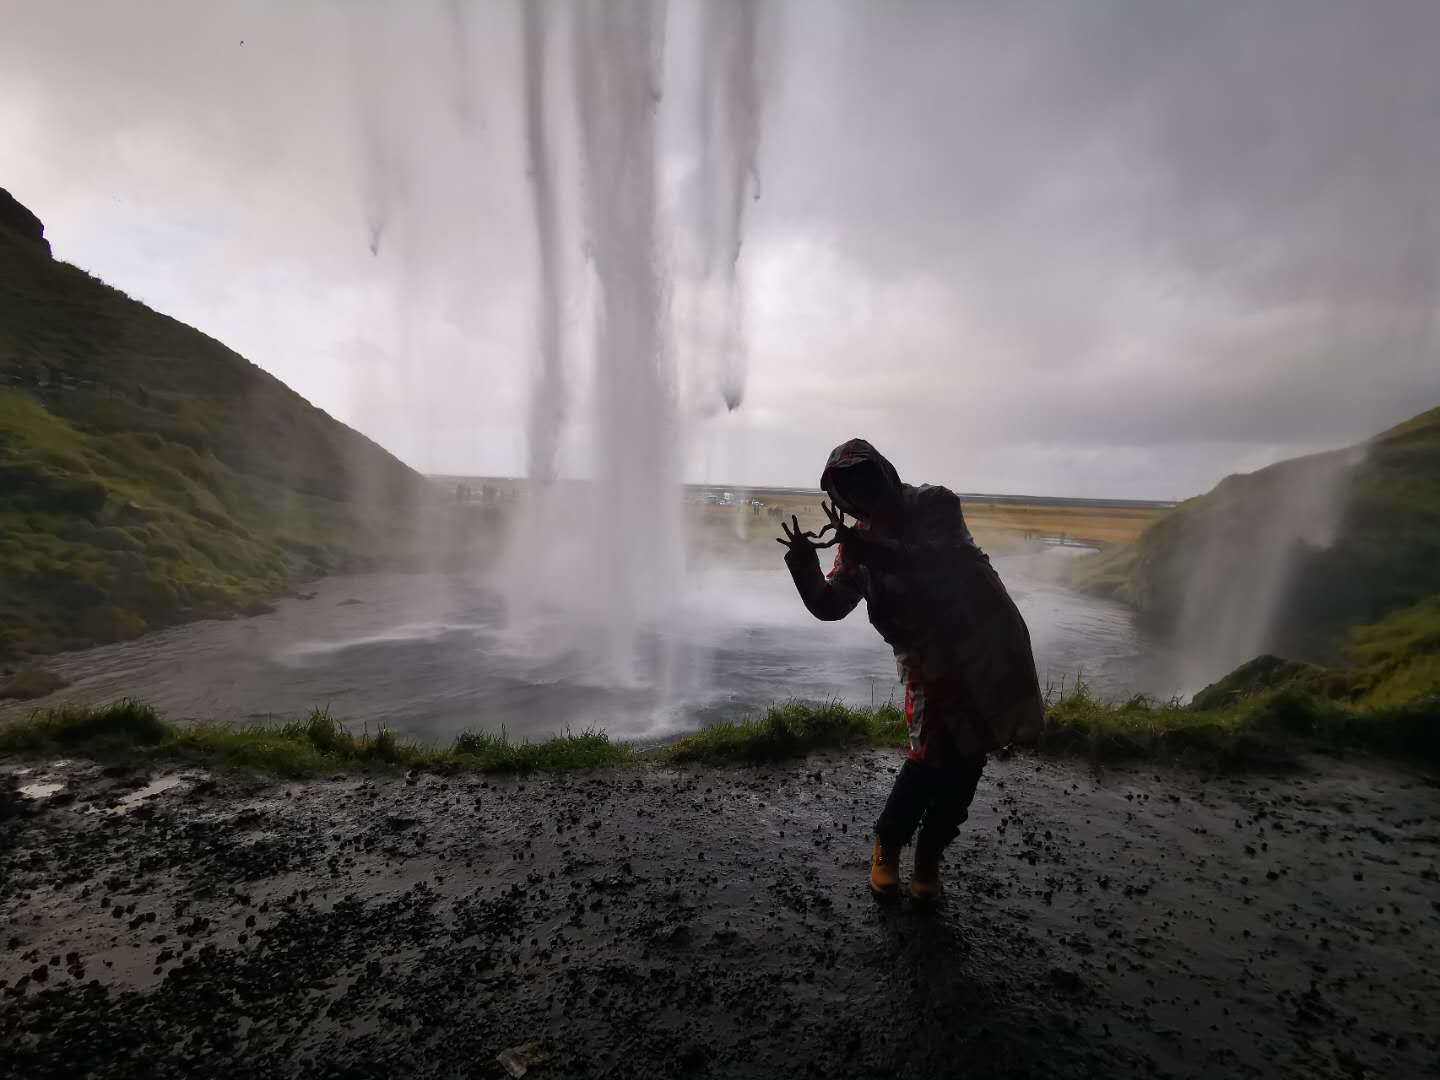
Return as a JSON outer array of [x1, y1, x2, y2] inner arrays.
[[2, 0, 1437, 499]]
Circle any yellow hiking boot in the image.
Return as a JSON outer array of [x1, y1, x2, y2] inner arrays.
[[910, 847, 944, 902], [869, 838, 901, 897]]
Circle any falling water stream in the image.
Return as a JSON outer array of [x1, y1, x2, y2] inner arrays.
[[501, 0, 761, 691]]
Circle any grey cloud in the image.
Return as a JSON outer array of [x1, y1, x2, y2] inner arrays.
[[0, 1, 1435, 497]]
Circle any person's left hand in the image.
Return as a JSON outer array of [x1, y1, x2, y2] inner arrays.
[[820, 501, 855, 546]]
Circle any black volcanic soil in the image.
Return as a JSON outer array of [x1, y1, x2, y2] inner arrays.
[[2, 751, 1437, 1079]]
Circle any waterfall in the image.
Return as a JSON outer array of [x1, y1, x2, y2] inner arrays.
[[694, 0, 762, 412], [506, 0, 763, 692], [521, 1, 566, 485]]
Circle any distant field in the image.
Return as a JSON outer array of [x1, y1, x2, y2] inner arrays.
[[962, 501, 1167, 548], [432, 478, 1171, 556], [701, 490, 1166, 552]]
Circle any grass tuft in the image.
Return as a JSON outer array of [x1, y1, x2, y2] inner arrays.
[[0, 699, 168, 753], [452, 728, 635, 772], [0, 701, 637, 777], [662, 701, 905, 764], [0, 660, 1435, 778], [1036, 677, 1440, 766]]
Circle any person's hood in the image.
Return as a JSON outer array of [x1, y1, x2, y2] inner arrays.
[[819, 438, 902, 516]]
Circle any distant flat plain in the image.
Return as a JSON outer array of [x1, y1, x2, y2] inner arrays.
[[430, 476, 1171, 555]]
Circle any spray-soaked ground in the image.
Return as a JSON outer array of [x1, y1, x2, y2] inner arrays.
[[3, 551, 1173, 741], [3, 752, 1437, 1079]]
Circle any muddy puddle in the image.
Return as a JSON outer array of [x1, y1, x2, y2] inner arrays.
[[2, 752, 1437, 1078]]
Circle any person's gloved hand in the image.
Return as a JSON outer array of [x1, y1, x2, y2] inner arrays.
[[776, 513, 839, 557]]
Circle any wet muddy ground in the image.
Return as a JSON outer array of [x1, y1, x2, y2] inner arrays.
[[2, 751, 1437, 1079]]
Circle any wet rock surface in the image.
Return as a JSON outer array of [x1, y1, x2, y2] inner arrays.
[[2, 752, 1437, 1079], [0, 186, 50, 256]]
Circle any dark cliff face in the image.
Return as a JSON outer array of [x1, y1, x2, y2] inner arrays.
[[0, 188, 50, 257]]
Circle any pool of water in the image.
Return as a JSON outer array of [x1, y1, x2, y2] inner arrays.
[[4, 550, 1177, 743]]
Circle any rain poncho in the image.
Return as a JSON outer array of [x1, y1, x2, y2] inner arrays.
[[784, 439, 1044, 759]]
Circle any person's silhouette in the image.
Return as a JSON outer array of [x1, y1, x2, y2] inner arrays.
[[778, 438, 1043, 901]]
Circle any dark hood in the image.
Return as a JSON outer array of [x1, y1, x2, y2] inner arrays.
[[819, 438, 902, 515]]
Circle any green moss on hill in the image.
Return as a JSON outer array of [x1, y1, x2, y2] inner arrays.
[[1344, 596, 1440, 704], [0, 668, 68, 700], [1182, 596, 1440, 710], [0, 200, 431, 658]]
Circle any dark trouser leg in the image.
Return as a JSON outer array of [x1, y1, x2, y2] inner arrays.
[[873, 759, 933, 849], [915, 754, 986, 856]]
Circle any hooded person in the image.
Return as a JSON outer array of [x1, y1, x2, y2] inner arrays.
[[778, 438, 1043, 901]]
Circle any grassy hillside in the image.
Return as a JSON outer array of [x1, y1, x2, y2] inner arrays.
[[1071, 406, 1440, 661], [0, 195, 431, 659]]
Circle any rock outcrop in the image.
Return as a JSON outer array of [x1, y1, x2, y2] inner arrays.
[[0, 187, 50, 257]]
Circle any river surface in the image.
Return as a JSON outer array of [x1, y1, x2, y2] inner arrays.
[[5, 549, 1177, 743]]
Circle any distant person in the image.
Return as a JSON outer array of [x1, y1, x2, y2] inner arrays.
[[778, 439, 1043, 901]]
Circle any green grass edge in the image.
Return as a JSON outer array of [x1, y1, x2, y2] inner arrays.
[[1, 683, 1435, 779]]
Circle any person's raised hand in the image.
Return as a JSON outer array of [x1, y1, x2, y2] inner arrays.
[[820, 501, 853, 546], [776, 513, 839, 554]]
